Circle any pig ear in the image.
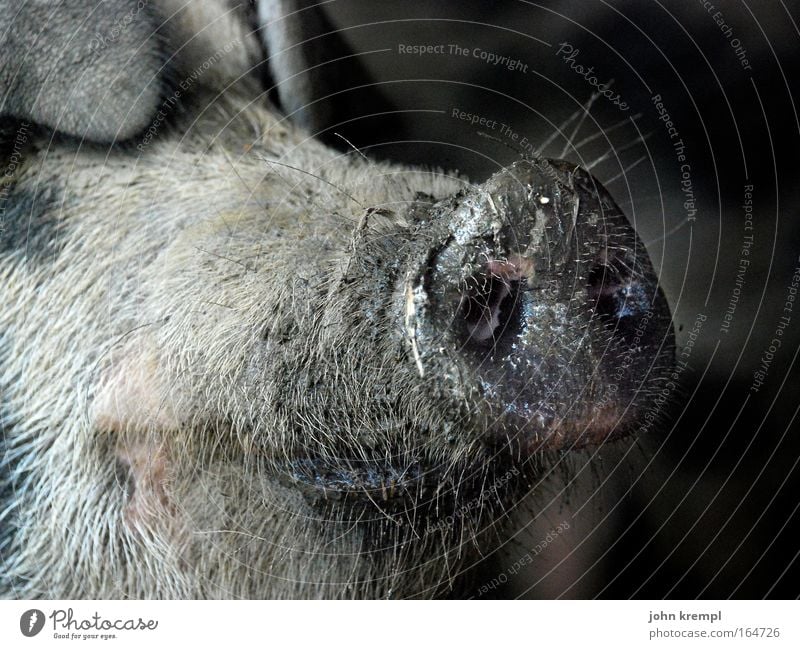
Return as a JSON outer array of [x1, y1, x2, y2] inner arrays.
[[0, 0, 164, 143], [256, 0, 400, 151]]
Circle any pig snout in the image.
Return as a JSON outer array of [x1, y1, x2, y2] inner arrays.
[[277, 158, 673, 509], [403, 158, 674, 457]]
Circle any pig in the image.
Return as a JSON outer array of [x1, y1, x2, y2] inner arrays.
[[0, 0, 674, 598]]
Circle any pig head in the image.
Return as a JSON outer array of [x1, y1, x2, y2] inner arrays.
[[0, 1, 674, 598]]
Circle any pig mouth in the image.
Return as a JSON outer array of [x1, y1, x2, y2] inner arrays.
[[284, 459, 431, 503], [280, 453, 518, 514]]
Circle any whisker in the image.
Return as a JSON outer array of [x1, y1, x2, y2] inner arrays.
[[642, 217, 692, 247], [559, 90, 602, 158], [540, 106, 584, 154], [333, 132, 371, 164], [587, 130, 654, 170], [221, 148, 271, 216], [478, 130, 526, 159], [256, 154, 364, 209], [603, 154, 648, 185], [571, 113, 643, 152]]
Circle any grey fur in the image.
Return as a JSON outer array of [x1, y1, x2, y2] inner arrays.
[[0, 0, 164, 142], [0, 184, 65, 264], [0, 2, 674, 598]]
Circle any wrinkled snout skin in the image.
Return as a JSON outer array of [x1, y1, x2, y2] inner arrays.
[[0, 88, 673, 598], [407, 158, 673, 453]]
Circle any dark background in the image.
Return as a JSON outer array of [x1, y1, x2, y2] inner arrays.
[[322, 0, 799, 598]]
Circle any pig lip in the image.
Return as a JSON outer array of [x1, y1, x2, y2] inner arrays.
[[280, 454, 520, 511], [520, 411, 635, 452], [283, 459, 435, 503]]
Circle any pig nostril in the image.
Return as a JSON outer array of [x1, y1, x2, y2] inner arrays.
[[459, 271, 519, 344], [587, 264, 650, 326]]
